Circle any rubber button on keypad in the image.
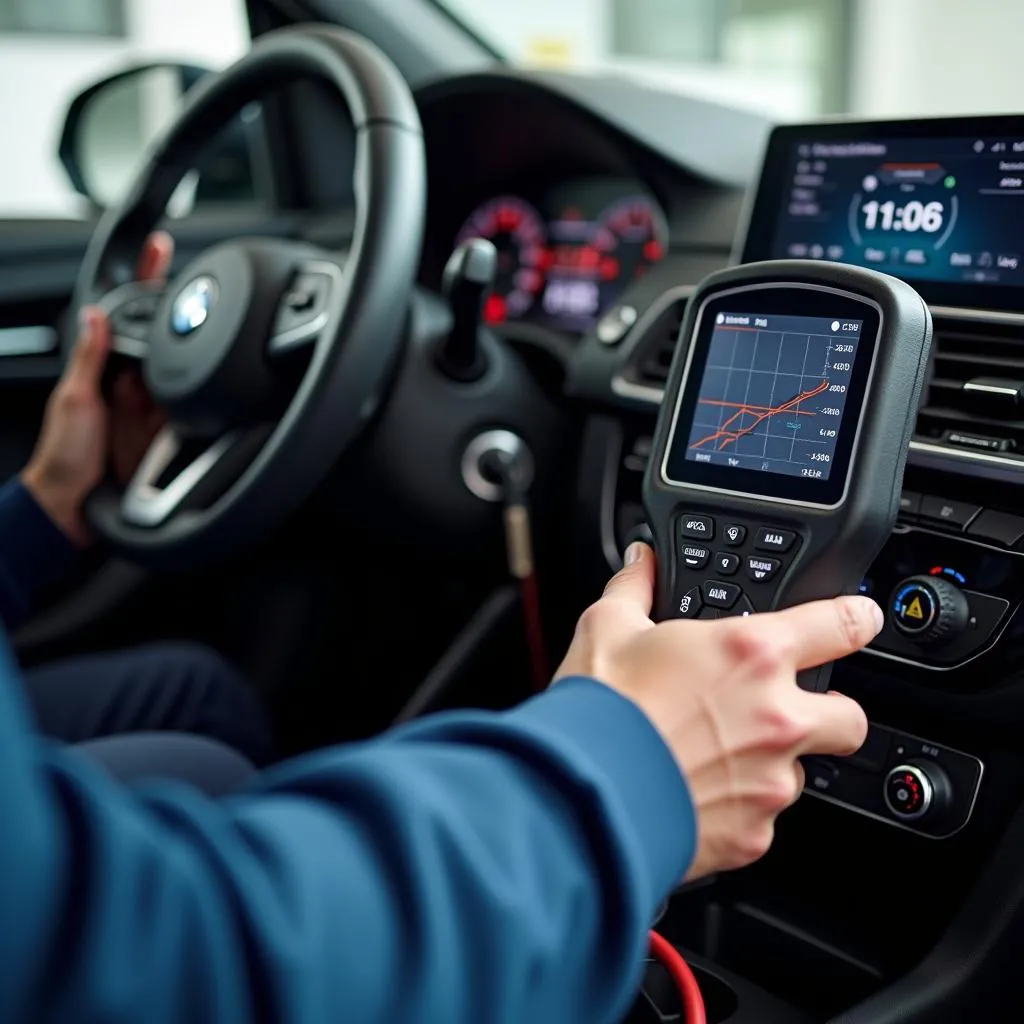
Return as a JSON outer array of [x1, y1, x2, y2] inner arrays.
[[702, 581, 741, 609]]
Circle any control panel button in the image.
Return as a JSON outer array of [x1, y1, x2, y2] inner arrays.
[[755, 527, 796, 553], [899, 491, 922, 517], [919, 496, 982, 530], [725, 595, 755, 618], [884, 765, 932, 820], [681, 545, 711, 570], [966, 509, 1024, 547], [679, 514, 714, 541], [702, 581, 741, 609], [883, 761, 951, 822], [723, 524, 747, 547], [890, 575, 970, 644], [697, 607, 720, 620], [746, 556, 781, 583], [677, 587, 702, 619], [714, 552, 740, 576], [891, 580, 937, 636]]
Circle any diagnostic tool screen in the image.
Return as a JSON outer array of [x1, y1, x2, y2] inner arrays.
[[682, 313, 863, 482], [662, 289, 880, 507]]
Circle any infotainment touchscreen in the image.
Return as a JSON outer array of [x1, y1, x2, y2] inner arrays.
[[662, 285, 880, 507], [740, 116, 1024, 311]]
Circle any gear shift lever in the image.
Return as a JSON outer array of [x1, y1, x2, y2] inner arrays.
[[436, 238, 497, 382]]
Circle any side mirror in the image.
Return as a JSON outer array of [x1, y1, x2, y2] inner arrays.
[[58, 63, 264, 211]]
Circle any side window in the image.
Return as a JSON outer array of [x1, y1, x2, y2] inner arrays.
[[0, 0, 257, 220]]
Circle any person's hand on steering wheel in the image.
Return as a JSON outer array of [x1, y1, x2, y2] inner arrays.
[[21, 232, 174, 545], [557, 541, 879, 880]]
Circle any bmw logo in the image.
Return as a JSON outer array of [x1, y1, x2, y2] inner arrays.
[[170, 275, 218, 337]]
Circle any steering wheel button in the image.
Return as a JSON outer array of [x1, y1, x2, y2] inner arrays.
[[714, 552, 740, 576], [746, 556, 781, 583], [702, 581, 741, 609], [754, 527, 796, 552], [677, 587, 702, 618], [681, 545, 710, 570], [284, 288, 316, 312], [679, 514, 714, 541]]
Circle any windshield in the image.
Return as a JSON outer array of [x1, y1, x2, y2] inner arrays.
[[439, 0, 1017, 121]]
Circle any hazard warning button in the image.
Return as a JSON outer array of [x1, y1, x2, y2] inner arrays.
[[892, 580, 937, 636]]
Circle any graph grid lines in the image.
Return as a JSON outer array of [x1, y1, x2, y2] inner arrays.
[[685, 323, 855, 480]]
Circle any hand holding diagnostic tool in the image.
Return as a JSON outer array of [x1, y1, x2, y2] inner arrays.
[[643, 260, 933, 691]]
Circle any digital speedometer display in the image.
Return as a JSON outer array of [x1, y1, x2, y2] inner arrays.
[[742, 117, 1024, 310]]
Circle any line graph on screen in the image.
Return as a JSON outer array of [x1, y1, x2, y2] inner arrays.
[[688, 379, 830, 452]]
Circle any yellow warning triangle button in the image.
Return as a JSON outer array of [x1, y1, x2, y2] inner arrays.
[[906, 596, 924, 620]]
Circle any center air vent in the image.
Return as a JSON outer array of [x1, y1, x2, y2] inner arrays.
[[616, 288, 691, 394], [915, 316, 1024, 455]]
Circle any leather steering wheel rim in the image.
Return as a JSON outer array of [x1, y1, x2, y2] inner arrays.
[[74, 26, 425, 568]]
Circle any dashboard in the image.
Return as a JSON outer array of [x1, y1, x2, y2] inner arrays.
[[453, 181, 667, 333]]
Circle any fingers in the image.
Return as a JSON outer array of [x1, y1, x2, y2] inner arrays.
[[136, 230, 174, 282], [762, 595, 884, 671], [66, 307, 111, 391], [602, 542, 656, 615], [796, 689, 869, 757]]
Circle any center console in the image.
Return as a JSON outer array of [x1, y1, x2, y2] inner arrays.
[[570, 112, 1024, 1022]]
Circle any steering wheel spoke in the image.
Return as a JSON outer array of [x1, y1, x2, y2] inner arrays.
[[96, 279, 167, 360], [267, 259, 347, 355], [121, 426, 247, 528]]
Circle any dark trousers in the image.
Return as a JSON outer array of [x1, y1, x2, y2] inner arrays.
[[22, 643, 272, 793]]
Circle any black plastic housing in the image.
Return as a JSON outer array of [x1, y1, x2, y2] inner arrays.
[[643, 260, 932, 689]]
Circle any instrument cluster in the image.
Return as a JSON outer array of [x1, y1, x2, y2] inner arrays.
[[454, 179, 668, 335]]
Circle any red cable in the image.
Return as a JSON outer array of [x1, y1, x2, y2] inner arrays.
[[648, 930, 706, 1024], [520, 570, 549, 691]]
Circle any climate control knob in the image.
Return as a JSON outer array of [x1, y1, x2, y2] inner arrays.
[[889, 575, 969, 644], [883, 761, 952, 821]]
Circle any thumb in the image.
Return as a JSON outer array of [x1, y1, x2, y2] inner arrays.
[[602, 541, 656, 615], [67, 306, 111, 391]]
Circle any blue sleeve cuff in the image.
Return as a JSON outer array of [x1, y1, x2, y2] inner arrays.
[[0, 479, 78, 628], [507, 676, 697, 902]]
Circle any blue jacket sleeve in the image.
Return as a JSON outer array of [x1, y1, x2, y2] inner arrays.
[[0, 478, 78, 630], [0, 634, 696, 1024]]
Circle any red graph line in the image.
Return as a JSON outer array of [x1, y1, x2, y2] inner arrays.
[[689, 378, 830, 451]]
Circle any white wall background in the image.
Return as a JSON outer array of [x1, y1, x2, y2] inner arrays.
[[3, 0, 1024, 217], [851, 0, 1024, 117]]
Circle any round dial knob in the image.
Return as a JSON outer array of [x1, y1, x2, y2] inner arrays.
[[889, 575, 970, 643], [883, 760, 952, 821]]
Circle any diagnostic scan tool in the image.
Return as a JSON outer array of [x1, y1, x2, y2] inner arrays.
[[643, 261, 933, 691]]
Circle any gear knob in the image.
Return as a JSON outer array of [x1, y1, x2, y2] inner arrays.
[[437, 238, 497, 382]]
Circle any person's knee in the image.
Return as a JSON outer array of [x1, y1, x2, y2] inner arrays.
[[124, 642, 274, 767]]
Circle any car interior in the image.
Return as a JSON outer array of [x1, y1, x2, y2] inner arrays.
[[4, 0, 1024, 1021]]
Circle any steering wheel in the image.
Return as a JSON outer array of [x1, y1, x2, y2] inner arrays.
[[73, 26, 425, 568]]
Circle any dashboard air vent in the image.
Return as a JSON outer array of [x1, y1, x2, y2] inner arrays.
[[619, 290, 690, 393], [915, 316, 1024, 453]]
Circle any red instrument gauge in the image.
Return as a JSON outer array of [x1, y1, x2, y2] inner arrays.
[[456, 197, 548, 323], [592, 195, 669, 287]]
